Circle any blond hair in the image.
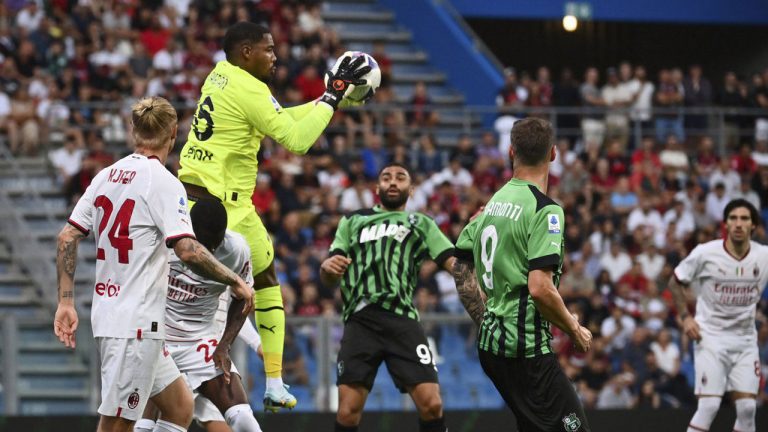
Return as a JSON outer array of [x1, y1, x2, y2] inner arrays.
[[131, 96, 178, 149]]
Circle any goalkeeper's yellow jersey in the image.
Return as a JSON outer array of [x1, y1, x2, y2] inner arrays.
[[178, 60, 333, 201]]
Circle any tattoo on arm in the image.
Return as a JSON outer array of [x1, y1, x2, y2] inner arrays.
[[452, 258, 485, 325], [668, 277, 690, 319], [175, 238, 239, 286], [57, 225, 84, 302], [219, 297, 249, 348]]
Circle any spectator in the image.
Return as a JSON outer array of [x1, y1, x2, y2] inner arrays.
[[339, 174, 374, 212], [600, 242, 633, 283], [627, 196, 664, 241], [654, 69, 685, 143], [692, 136, 719, 180], [649, 329, 680, 377], [732, 175, 762, 210], [581, 67, 607, 155], [662, 200, 696, 242], [415, 133, 445, 175], [628, 65, 655, 138], [15, 1, 44, 32], [610, 176, 638, 215], [406, 81, 439, 128], [717, 71, 749, 147], [705, 182, 731, 222], [602, 67, 632, 150], [640, 281, 668, 332], [8, 84, 40, 155], [560, 258, 596, 304], [709, 157, 741, 196], [683, 65, 713, 134], [252, 174, 276, 215], [496, 66, 528, 112], [730, 142, 757, 176], [49, 134, 85, 187], [450, 134, 477, 172], [658, 134, 689, 173], [596, 374, 635, 409]]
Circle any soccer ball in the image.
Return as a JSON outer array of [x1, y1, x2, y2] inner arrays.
[[325, 51, 381, 103]]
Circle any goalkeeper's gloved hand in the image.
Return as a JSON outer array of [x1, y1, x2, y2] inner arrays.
[[319, 55, 372, 111]]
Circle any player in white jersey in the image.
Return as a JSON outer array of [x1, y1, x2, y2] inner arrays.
[[669, 199, 767, 432], [53, 97, 253, 432], [135, 199, 263, 432], [194, 295, 262, 432]]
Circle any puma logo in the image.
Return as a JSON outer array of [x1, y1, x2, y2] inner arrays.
[[260, 324, 277, 334]]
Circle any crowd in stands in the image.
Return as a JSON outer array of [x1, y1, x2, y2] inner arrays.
[[2, 0, 768, 410]]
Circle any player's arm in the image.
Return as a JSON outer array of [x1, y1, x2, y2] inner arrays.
[[173, 238, 251, 299], [527, 207, 591, 352], [237, 317, 262, 355], [452, 217, 486, 325], [667, 276, 701, 341], [528, 268, 582, 338], [321, 215, 352, 287], [54, 223, 87, 349], [452, 256, 485, 325], [668, 246, 703, 341]]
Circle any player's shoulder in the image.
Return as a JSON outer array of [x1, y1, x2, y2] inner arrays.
[[344, 207, 377, 220], [749, 240, 768, 256], [525, 184, 561, 213], [216, 61, 270, 93], [224, 229, 250, 253]]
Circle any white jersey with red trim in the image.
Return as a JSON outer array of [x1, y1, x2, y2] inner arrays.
[[68, 154, 194, 340], [674, 239, 768, 343], [165, 230, 253, 343]]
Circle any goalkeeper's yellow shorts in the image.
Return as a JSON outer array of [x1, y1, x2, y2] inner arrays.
[[224, 201, 274, 277]]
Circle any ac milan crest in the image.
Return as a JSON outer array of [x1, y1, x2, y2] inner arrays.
[[127, 389, 140, 409]]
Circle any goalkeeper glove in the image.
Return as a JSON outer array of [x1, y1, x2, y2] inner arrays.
[[319, 55, 371, 111]]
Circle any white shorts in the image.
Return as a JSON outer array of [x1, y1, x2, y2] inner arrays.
[[195, 395, 225, 424], [97, 337, 181, 421], [694, 340, 761, 396], [167, 338, 240, 392]]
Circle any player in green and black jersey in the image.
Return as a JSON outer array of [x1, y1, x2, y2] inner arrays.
[[453, 118, 593, 432], [321, 163, 453, 432]]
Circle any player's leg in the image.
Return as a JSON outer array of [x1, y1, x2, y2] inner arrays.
[[336, 384, 370, 431], [406, 383, 445, 432], [198, 373, 262, 432], [148, 346, 194, 432], [335, 311, 383, 431], [726, 345, 761, 432], [380, 310, 445, 432], [229, 207, 293, 410], [194, 395, 232, 432], [687, 342, 727, 432], [478, 350, 590, 432], [133, 400, 160, 432], [96, 338, 165, 432]]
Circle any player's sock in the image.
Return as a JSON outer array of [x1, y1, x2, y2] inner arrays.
[[152, 419, 186, 432], [255, 285, 284, 379], [134, 419, 156, 432], [419, 417, 447, 432], [733, 398, 756, 432], [334, 421, 359, 432], [687, 396, 721, 432], [224, 403, 263, 432], [266, 377, 284, 391]]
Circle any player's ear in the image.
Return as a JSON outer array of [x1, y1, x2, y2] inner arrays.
[[550, 144, 557, 162]]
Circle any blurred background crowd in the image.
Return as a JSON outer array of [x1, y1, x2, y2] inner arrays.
[[2, 0, 768, 411]]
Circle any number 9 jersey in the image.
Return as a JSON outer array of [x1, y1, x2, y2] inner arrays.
[[455, 178, 565, 359], [67, 154, 195, 340]]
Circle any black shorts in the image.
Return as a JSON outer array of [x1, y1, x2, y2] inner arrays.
[[479, 350, 591, 432], [336, 304, 438, 393]]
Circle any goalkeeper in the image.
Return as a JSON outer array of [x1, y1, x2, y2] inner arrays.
[[178, 21, 370, 412]]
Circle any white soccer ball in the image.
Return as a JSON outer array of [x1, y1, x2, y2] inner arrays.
[[325, 51, 381, 103]]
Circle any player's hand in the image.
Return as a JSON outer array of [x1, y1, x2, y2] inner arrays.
[[231, 277, 254, 315], [571, 325, 592, 353], [212, 344, 233, 385], [54, 304, 79, 349], [320, 55, 372, 110], [682, 316, 702, 342], [321, 255, 352, 276]]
